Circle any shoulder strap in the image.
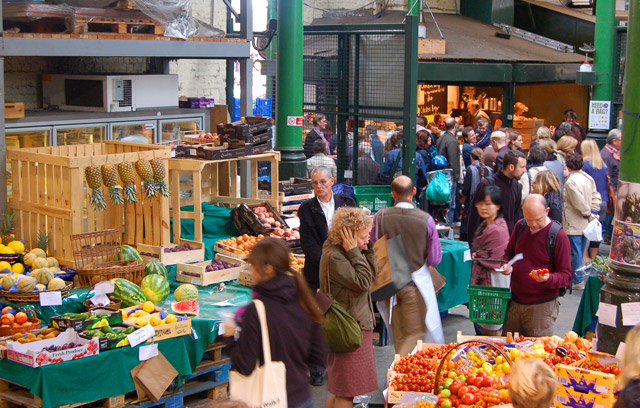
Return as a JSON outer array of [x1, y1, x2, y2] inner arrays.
[[253, 299, 272, 364], [527, 170, 532, 194], [487, 174, 496, 186], [546, 221, 562, 271], [513, 218, 527, 242], [324, 251, 332, 297]]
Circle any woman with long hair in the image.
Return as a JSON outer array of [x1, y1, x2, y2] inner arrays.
[[615, 324, 640, 407], [556, 136, 578, 177], [533, 170, 563, 223], [320, 207, 377, 408], [222, 238, 326, 408], [581, 139, 609, 260], [460, 147, 493, 243]]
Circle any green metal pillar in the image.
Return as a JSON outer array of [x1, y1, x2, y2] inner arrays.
[[408, 0, 420, 16], [619, 0, 640, 182], [589, 0, 616, 144], [403, 15, 418, 180], [503, 82, 515, 127], [266, 0, 277, 99], [275, 0, 305, 180]]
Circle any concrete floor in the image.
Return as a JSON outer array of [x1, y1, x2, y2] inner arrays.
[[310, 243, 609, 407]]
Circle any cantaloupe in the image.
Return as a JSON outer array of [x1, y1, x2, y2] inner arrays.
[[2, 274, 16, 290], [46, 257, 59, 267], [23, 252, 37, 267], [35, 284, 46, 291], [31, 248, 46, 258], [17, 276, 37, 292], [32, 257, 49, 269], [36, 268, 53, 284], [47, 277, 65, 291]]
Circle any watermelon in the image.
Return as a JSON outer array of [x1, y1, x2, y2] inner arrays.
[[140, 274, 170, 303], [144, 259, 168, 279], [171, 299, 199, 316], [174, 284, 199, 302], [113, 245, 143, 261], [111, 278, 146, 307]]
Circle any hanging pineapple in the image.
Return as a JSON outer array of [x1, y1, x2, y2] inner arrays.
[[0, 211, 15, 245], [85, 165, 107, 211], [150, 158, 169, 197], [135, 159, 156, 199], [117, 161, 138, 203], [101, 164, 124, 205]]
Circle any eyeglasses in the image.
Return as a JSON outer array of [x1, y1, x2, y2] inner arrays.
[[311, 179, 330, 186]]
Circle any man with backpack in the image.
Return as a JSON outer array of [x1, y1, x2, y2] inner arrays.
[[499, 194, 572, 337]]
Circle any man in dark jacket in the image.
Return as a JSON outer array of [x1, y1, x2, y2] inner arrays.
[[601, 128, 622, 241], [303, 114, 330, 159], [436, 117, 461, 224], [298, 165, 355, 386]]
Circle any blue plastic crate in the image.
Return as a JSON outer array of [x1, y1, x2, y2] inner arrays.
[[332, 183, 355, 199]]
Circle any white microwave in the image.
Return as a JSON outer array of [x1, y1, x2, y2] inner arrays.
[[42, 74, 179, 112]]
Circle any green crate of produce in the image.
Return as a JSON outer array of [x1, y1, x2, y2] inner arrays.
[[467, 285, 511, 325], [353, 185, 393, 213]]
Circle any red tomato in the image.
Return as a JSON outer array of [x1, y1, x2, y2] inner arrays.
[[449, 380, 464, 395], [450, 395, 460, 407], [466, 374, 477, 384], [612, 366, 622, 376], [467, 385, 481, 394], [544, 342, 557, 353], [471, 377, 484, 388], [458, 386, 469, 398], [476, 370, 488, 378], [461, 393, 478, 405], [476, 400, 487, 408], [482, 376, 496, 388]]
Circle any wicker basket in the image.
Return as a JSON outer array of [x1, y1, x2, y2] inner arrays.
[[77, 261, 145, 287], [0, 252, 26, 264], [0, 283, 73, 303], [0, 310, 41, 337]]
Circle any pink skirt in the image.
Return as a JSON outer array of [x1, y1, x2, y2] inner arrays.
[[327, 330, 378, 398]]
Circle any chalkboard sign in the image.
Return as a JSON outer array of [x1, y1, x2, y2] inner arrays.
[[419, 85, 447, 116]]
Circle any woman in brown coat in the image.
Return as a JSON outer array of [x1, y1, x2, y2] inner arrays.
[[320, 207, 377, 408]]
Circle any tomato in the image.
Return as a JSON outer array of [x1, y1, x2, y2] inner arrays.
[[482, 376, 496, 388], [450, 395, 459, 407], [564, 331, 579, 343], [441, 398, 453, 408], [612, 366, 623, 376], [470, 377, 484, 388], [458, 386, 469, 398], [544, 342, 557, 353], [467, 385, 480, 394], [461, 393, 478, 405], [449, 380, 464, 395], [476, 370, 488, 378], [441, 389, 452, 398], [467, 374, 477, 384], [476, 400, 487, 408]]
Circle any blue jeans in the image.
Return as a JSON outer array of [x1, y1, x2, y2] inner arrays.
[[603, 212, 614, 240], [568, 234, 587, 283], [290, 398, 314, 408], [447, 181, 458, 225]]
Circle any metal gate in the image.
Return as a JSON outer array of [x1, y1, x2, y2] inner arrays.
[[613, 26, 627, 125]]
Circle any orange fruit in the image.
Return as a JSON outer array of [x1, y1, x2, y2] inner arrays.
[[14, 312, 27, 325], [1, 313, 15, 325], [1, 306, 14, 315]]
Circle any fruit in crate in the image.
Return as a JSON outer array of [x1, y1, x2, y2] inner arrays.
[[289, 253, 304, 270], [174, 284, 199, 301], [135, 159, 157, 199], [82, 325, 135, 341], [140, 274, 170, 303], [143, 259, 168, 279], [48, 277, 66, 290], [270, 227, 300, 241], [252, 206, 280, 229], [111, 278, 146, 307], [171, 299, 199, 316], [0, 261, 11, 273], [117, 161, 138, 203], [150, 158, 169, 198], [2, 274, 16, 290], [113, 245, 143, 261], [204, 257, 240, 272], [164, 243, 196, 253], [17, 276, 37, 292], [11, 327, 60, 343], [216, 234, 264, 255], [85, 165, 107, 211], [101, 164, 124, 205]]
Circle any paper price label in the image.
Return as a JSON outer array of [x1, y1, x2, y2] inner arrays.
[[191, 278, 202, 286], [218, 323, 225, 336], [463, 250, 472, 262], [139, 343, 158, 361], [127, 324, 155, 348], [39, 291, 62, 307], [621, 302, 640, 326]]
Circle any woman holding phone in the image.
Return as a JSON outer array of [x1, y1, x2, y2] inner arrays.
[[319, 207, 377, 408]]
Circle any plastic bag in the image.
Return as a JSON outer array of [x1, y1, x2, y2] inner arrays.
[[584, 218, 603, 242], [424, 171, 450, 202], [132, 0, 224, 39]]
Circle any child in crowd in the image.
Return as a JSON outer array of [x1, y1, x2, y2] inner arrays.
[[507, 359, 557, 408], [615, 324, 640, 407]]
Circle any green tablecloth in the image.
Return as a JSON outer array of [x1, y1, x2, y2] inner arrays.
[[437, 239, 472, 312], [572, 275, 604, 336]]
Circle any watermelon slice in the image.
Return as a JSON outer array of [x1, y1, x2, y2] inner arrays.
[[171, 299, 199, 316]]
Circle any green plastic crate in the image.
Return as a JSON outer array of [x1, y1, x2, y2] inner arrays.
[[467, 285, 511, 325], [353, 185, 393, 213]]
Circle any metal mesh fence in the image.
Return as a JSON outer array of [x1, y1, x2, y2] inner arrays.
[[613, 28, 627, 122]]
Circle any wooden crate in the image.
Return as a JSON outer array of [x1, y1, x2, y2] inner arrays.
[[514, 119, 544, 150], [418, 38, 446, 55], [137, 239, 204, 266], [8, 141, 171, 266], [176, 254, 244, 286], [5, 102, 24, 119], [168, 151, 281, 243]]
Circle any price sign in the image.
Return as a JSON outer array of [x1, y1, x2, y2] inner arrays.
[[39, 291, 62, 307], [127, 324, 155, 348], [139, 343, 158, 361]]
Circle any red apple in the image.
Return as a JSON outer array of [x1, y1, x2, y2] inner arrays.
[[274, 221, 281, 228], [263, 223, 271, 229]]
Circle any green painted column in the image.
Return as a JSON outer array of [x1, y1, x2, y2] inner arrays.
[[589, 0, 616, 143], [403, 15, 418, 180], [619, 0, 640, 182], [408, 0, 420, 16], [266, 0, 277, 99], [275, 0, 305, 180]]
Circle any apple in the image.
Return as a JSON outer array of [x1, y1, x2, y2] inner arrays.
[[274, 221, 281, 228], [284, 230, 292, 238], [263, 223, 271, 229], [258, 213, 265, 219], [266, 212, 273, 218]]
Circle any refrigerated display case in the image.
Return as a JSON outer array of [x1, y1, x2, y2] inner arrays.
[[6, 127, 51, 198], [55, 125, 106, 146], [111, 122, 156, 144], [160, 118, 203, 144]]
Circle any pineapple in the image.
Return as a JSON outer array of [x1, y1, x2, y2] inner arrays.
[[36, 230, 49, 253], [117, 161, 138, 203], [150, 158, 169, 197], [101, 164, 124, 205], [135, 159, 156, 199], [0, 211, 15, 245], [85, 165, 107, 212]]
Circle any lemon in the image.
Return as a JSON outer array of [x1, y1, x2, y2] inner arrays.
[[149, 315, 162, 326], [134, 317, 149, 326], [7, 241, 25, 254], [165, 314, 177, 324], [12, 263, 24, 274], [0, 261, 11, 272], [0, 247, 15, 255], [142, 301, 155, 314]]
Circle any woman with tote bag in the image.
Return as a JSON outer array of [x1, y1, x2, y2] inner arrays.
[[222, 238, 326, 408]]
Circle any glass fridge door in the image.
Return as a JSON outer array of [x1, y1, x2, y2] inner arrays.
[[55, 125, 106, 145], [160, 118, 203, 144], [6, 127, 51, 199], [110, 122, 156, 144]]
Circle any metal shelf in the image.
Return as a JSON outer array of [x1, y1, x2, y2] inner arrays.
[[0, 36, 251, 58]]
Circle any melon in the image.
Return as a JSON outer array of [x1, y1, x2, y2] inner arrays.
[[31, 248, 46, 258], [23, 252, 37, 267], [46, 257, 59, 267], [171, 299, 199, 316], [2, 274, 16, 290], [174, 284, 199, 302], [140, 274, 170, 303], [17, 276, 37, 292], [47, 277, 65, 290], [111, 278, 146, 307], [30, 269, 41, 281], [32, 257, 49, 269], [35, 284, 46, 291], [144, 259, 168, 279], [113, 245, 143, 261], [36, 268, 54, 284]]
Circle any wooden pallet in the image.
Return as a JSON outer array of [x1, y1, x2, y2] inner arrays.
[[0, 379, 125, 408], [191, 340, 231, 379], [3, 32, 244, 42], [74, 17, 163, 35]]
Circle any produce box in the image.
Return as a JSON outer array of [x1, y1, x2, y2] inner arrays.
[[231, 201, 285, 235], [120, 306, 192, 341], [174, 143, 226, 159], [554, 362, 616, 408], [554, 383, 614, 408], [198, 144, 248, 160], [181, 130, 221, 146], [279, 178, 313, 195], [217, 117, 272, 143], [238, 268, 254, 287], [227, 128, 272, 147], [6, 328, 99, 367], [456, 330, 517, 345], [386, 341, 445, 404], [79, 325, 136, 351], [50, 308, 122, 332], [244, 141, 271, 156], [176, 254, 244, 286], [137, 239, 204, 266], [214, 241, 250, 260]]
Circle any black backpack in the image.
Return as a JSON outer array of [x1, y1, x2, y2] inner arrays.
[[513, 218, 566, 296]]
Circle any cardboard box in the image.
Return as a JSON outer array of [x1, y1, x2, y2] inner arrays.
[[231, 210, 253, 235], [238, 269, 254, 287], [217, 117, 272, 142], [245, 141, 271, 156], [6, 329, 99, 367], [121, 306, 192, 341], [50, 307, 123, 332], [198, 144, 248, 160], [554, 384, 614, 408], [79, 326, 134, 351], [231, 201, 285, 235], [137, 239, 204, 266], [554, 361, 616, 408], [209, 105, 230, 132], [279, 178, 314, 195], [386, 340, 444, 404], [226, 128, 273, 146], [176, 254, 244, 286]]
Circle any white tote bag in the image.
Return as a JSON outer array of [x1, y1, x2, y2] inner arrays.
[[230, 299, 288, 408], [583, 218, 603, 242]]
